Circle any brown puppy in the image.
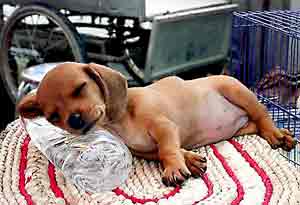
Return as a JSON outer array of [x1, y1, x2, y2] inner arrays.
[[17, 62, 296, 186]]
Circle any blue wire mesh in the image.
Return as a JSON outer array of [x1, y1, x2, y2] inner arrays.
[[229, 10, 300, 169]]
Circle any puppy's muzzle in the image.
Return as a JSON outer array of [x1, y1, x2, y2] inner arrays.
[[68, 113, 86, 130]]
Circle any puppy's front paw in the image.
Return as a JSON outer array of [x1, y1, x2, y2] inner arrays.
[[262, 128, 296, 151], [184, 151, 207, 177], [162, 161, 191, 187]]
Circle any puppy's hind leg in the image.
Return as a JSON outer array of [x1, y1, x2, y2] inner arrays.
[[234, 120, 296, 151], [215, 75, 297, 151], [234, 121, 258, 136]]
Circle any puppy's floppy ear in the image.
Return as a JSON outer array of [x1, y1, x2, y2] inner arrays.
[[17, 93, 43, 119], [84, 63, 128, 121]]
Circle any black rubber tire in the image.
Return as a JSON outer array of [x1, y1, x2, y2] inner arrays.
[[0, 5, 14, 131], [0, 4, 3, 28], [0, 3, 86, 104], [0, 78, 15, 131]]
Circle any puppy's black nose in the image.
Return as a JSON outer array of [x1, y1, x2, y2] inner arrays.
[[68, 113, 85, 130]]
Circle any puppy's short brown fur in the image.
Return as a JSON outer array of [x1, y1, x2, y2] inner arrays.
[[18, 62, 296, 186]]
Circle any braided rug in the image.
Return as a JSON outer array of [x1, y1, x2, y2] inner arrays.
[[0, 119, 300, 205]]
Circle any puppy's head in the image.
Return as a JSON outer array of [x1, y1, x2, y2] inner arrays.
[[17, 62, 128, 135]]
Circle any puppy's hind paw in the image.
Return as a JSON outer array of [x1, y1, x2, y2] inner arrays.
[[279, 128, 297, 151], [264, 128, 297, 152]]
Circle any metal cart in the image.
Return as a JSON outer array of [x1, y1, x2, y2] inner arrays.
[[0, 0, 237, 104]]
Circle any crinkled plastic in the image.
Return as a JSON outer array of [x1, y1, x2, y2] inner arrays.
[[22, 117, 132, 193]]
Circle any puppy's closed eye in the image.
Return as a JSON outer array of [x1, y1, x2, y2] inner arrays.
[[72, 82, 87, 97], [48, 112, 60, 123]]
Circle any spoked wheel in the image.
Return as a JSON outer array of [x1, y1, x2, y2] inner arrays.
[[0, 4, 86, 104]]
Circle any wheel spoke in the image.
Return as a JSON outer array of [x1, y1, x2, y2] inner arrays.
[[44, 39, 66, 52], [13, 23, 26, 60], [31, 14, 40, 46], [31, 15, 40, 62], [13, 34, 22, 53], [24, 16, 35, 59], [25, 16, 32, 42], [42, 27, 55, 59]]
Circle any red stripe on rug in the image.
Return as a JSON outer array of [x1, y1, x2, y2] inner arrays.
[[199, 174, 214, 201], [229, 139, 273, 205], [113, 185, 180, 204], [210, 144, 245, 205], [19, 135, 34, 205], [193, 173, 214, 204], [48, 163, 69, 204], [113, 172, 213, 204]]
